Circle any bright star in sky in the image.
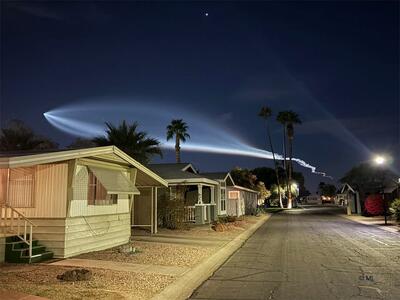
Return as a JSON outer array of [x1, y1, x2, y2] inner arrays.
[[205, 12, 209, 16]]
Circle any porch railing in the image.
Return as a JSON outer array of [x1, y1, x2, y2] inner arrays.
[[0, 204, 36, 258], [184, 206, 196, 222]]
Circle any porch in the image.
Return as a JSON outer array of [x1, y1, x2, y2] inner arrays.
[[156, 183, 218, 226]]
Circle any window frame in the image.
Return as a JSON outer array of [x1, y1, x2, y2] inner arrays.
[[220, 188, 226, 212], [87, 170, 118, 206], [8, 167, 35, 208]]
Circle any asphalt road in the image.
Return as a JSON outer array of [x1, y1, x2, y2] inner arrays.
[[190, 206, 400, 300]]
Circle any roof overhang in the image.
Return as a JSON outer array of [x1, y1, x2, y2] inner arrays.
[[166, 178, 219, 186], [224, 173, 235, 186], [0, 146, 168, 187], [230, 185, 259, 194], [340, 183, 356, 194], [181, 163, 197, 173]]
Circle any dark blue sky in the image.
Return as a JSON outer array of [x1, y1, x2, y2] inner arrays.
[[1, 1, 399, 191]]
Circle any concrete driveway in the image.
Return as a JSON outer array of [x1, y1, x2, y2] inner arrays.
[[190, 206, 400, 300]]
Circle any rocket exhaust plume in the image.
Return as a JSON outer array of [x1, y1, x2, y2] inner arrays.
[[44, 99, 332, 179]]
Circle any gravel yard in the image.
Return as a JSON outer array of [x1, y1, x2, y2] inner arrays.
[[0, 215, 264, 299], [0, 264, 174, 300], [76, 241, 215, 267], [76, 216, 261, 268], [151, 215, 260, 238]]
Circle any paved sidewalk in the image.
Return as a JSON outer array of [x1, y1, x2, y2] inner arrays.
[[0, 290, 48, 300], [341, 214, 400, 234], [50, 258, 190, 276]]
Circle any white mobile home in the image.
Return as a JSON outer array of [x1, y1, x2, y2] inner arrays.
[[201, 172, 235, 216], [147, 163, 220, 225], [0, 146, 167, 262]]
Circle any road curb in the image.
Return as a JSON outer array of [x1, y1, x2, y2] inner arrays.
[[151, 214, 271, 300], [340, 214, 400, 234]]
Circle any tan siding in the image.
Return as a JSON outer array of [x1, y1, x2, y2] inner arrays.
[[29, 218, 66, 258], [65, 213, 130, 257], [0, 169, 7, 205], [14, 164, 68, 218]]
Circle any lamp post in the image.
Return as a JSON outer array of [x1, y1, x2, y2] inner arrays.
[[373, 155, 388, 225]]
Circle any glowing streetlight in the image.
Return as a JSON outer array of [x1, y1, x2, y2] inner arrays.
[[373, 155, 386, 165]]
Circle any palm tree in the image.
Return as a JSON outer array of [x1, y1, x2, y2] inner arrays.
[[0, 119, 58, 151], [259, 106, 283, 208], [93, 120, 162, 164], [277, 111, 301, 208], [166, 119, 190, 163]]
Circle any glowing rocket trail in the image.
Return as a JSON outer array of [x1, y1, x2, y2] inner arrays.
[[43, 99, 332, 179]]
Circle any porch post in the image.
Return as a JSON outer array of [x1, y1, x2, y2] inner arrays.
[[195, 184, 205, 225], [154, 187, 158, 234], [197, 184, 203, 204], [210, 186, 217, 222], [150, 187, 154, 234]]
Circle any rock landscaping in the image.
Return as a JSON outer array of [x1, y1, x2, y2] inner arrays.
[[57, 268, 92, 281], [0, 215, 265, 300]]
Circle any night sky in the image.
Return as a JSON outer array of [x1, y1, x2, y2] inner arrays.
[[1, 1, 399, 192]]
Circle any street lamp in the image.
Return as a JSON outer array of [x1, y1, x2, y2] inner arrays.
[[374, 155, 386, 165], [373, 154, 388, 225]]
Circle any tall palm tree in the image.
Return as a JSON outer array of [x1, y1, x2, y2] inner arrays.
[[277, 111, 290, 206], [258, 106, 283, 208], [277, 111, 301, 208], [0, 119, 57, 151], [93, 120, 162, 164], [166, 119, 190, 163]]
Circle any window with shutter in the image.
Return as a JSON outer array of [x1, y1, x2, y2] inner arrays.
[[87, 170, 118, 205]]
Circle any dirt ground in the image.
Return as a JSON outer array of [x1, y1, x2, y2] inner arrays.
[[0, 215, 263, 299], [77, 240, 214, 267], [77, 216, 260, 268], [0, 264, 174, 300], [151, 215, 260, 237]]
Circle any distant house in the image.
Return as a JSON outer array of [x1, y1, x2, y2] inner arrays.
[[383, 181, 400, 202], [305, 194, 322, 205], [0, 146, 167, 263], [147, 163, 219, 225], [201, 172, 235, 216], [335, 183, 361, 214], [227, 185, 259, 217]]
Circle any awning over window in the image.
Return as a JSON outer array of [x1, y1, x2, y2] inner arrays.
[[88, 166, 140, 195]]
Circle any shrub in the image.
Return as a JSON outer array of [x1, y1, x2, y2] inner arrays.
[[226, 215, 237, 222], [158, 185, 188, 230], [364, 194, 384, 216], [390, 198, 400, 221], [218, 215, 238, 223]]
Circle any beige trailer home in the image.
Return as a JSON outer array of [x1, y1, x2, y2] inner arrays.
[[0, 146, 167, 262]]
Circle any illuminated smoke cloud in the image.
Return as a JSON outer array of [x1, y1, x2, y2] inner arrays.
[[43, 99, 332, 178]]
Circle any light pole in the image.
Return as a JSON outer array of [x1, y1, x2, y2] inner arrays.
[[373, 155, 388, 225]]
